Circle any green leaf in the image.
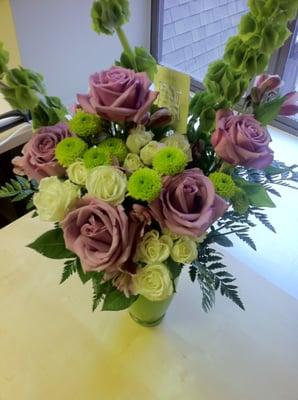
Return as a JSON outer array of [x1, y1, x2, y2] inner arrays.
[[254, 97, 285, 125], [102, 289, 138, 311], [27, 228, 75, 259], [60, 258, 78, 284], [211, 234, 233, 247], [76, 259, 95, 284], [134, 46, 157, 81], [234, 178, 275, 208], [167, 258, 183, 280]]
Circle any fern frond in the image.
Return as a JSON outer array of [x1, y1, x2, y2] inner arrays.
[[60, 258, 78, 284]]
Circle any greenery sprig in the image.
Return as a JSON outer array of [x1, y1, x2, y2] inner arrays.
[[0, 176, 38, 210], [189, 245, 244, 312]]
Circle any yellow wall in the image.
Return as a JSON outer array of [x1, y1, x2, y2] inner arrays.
[[0, 0, 21, 67], [0, 0, 21, 112]]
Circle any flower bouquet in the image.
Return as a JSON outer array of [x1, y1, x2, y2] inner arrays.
[[0, 0, 297, 326]]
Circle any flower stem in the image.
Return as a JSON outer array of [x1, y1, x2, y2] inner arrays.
[[116, 27, 137, 71], [0, 81, 8, 90], [219, 161, 234, 174]]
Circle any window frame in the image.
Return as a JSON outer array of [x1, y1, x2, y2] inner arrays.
[[150, 0, 298, 137]]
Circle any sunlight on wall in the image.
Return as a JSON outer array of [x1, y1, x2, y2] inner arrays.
[[0, 0, 21, 112]]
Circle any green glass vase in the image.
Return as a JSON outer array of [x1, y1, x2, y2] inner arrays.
[[128, 293, 175, 327]]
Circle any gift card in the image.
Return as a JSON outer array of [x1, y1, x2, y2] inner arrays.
[[154, 65, 190, 134]]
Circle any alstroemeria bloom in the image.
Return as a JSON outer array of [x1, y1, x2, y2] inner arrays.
[[279, 92, 298, 116], [254, 74, 282, 97]]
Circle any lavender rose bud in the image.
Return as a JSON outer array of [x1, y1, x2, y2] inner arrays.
[[149, 168, 228, 237], [77, 66, 158, 124], [61, 196, 137, 274], [279, 91, 298, 116], [12, 122, 72, 181], [211, 110, 273, 169]]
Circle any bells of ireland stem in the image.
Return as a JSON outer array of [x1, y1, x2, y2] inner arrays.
[[91, 0, 130, 35], [238, 13, 258, 42], [1, 66, 46, 112], [204, 60, 249, 105]]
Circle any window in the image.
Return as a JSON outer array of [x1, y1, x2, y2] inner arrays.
[[151, 0, 298, 135]]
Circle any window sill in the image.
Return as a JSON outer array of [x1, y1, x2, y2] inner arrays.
[[225, 125, 298, 300]]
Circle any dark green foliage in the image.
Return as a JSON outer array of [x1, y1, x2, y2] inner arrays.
[[32, 96, 68, 129], [102, 288, 138, 311], [235, 163, 298, 193], [27, 228, 74, 259], [92, 274, 109, 311], [167, 258, 183, 280], [189, 246, 244, 312], [116, 46, 157, 81], [254, 97, 285, 125], [233, 177, 276, 208], [235, 231, 256, 251], [0, 177, 37, 206], [60, 258, 79, 284]]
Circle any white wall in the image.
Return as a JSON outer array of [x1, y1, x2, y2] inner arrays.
[[10, 0, 151, 106]]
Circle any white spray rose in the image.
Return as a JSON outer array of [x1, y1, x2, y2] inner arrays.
[[133, 263, 173, 301], [162, 133, 192, 161], [140, 141, 164, 166], [86, 166, 127, 205], [126, 126, 153, 154], [134, 230, 170, 264], [67, 161, 87, 185], [33, 177, 80, 222], [123, 153, 144, 172], [171, 237, 198, 264]]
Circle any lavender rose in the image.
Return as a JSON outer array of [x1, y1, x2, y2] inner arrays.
[[77, 66, 158, 124], [149, 168, 228, 237], [211, 110, 273, 169], [61, 196, 137, 274], [12, 122, 72, 181]]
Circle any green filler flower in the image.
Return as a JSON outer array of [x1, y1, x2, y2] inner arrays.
[[68, 110, 102, 138], [83, 147, 112, 169], [209, 172, 236, 199], [127, 168, 162, 202], [55, 137, 88, 167], [98, 137, 128, 163], [152, 147, 187, 176]]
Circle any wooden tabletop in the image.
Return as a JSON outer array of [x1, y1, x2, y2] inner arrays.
[[0, 213, 297, 400]]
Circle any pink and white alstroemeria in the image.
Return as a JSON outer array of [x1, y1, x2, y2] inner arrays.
[[279, 92, 298, 116]]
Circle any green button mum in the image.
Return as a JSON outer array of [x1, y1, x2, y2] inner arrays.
[[209, 172, 237, 199], [98, 137, 128, 163], [55, 137, 88, 167], [83, 147, 112, 169], [127, 168, 162, 202], [152, 147, 187, 176], [68, 110, 102, 138]]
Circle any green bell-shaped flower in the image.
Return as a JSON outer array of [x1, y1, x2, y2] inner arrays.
[[260, 25, 279, 54], [204, 60, 249, 104], [189, 91, 217, 116], [239, 13, 258, 42], [91, 0, 130, 35]]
